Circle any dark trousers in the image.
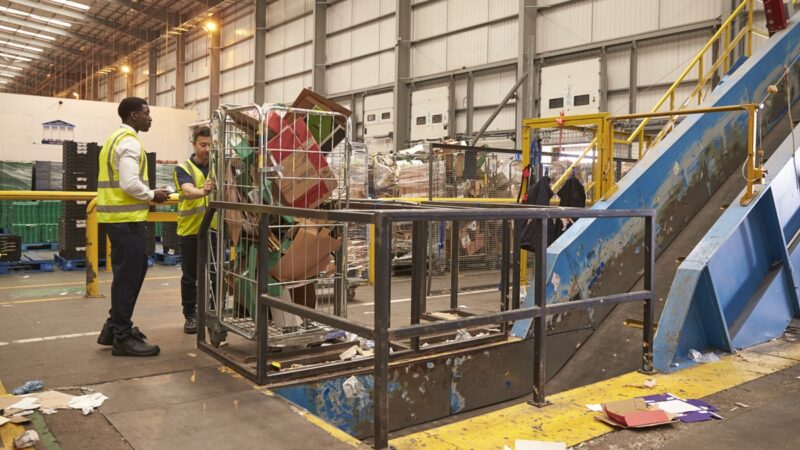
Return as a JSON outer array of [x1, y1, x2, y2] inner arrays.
[[180, 233, 217, 319], [105, 222, 149, 341]]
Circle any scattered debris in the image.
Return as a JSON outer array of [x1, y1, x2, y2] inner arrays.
[[191, 370, 196, 383], [40, 408, 57, 415], [342, 376, 367, 399], [625, 378, 657, 389], [339, 345, 359, 361], [585, 404, 603, 412], [13, 430, 39, 448], [734, 402, 750, 408], [597, 398, 676, 428], [67, 392, 108, 415], [187, 352, 196, 357], [11, 380, 43, 395], [455, 329, 472, 341], [6, 396, 41, 412], [688, 348, 720, 363], [505, 440, 566, 450]]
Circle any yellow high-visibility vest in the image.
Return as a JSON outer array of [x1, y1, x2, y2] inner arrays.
[[173, 159, 215, 236], [97, 127, 149, 223]]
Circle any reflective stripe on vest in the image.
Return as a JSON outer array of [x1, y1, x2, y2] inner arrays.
[[97, 127, 149, 223], [174, 159, 213, 236]]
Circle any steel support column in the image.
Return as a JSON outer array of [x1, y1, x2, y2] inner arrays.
[[107, 74, 114, 102], [466, 73, 474, 134], [312, 0, 327, 94], [176, 34, 186, 108], [255, 0, 267, 104], [148, 45, 158, 105], [517, 0, 537, 139], [599, 47, 608, 111], [629, 42, 638, 113], [125, 60, 134, 97], [393, 0, 411, 152], [209, 30, 221, 114]]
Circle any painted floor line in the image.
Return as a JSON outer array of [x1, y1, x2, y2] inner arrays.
[[0, 288, 181, 306], [353, 288, 497, 307], [0, 323, 182, 347], [0, 275, 180, 291]]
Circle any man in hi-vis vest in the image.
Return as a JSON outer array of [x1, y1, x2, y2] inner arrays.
[[96, 97, 170, 357], [173, 126, 215, 334]]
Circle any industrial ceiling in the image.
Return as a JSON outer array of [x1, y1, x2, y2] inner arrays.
[[0, 0, 232, 97]]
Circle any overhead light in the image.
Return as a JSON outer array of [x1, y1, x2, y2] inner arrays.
[[202, 20, 218, 33], [0, 6, 72, 28], [0, 40, 44, 53], [0, 52, 33, 62], [0, 72, 16, 78], [0, 64, 24, 71], [0, 25, 57, 42], [46, 0, 91, 11], [0, 80, 8, 84], [72, 92, 79, 98], [120, 65, 130, 74]]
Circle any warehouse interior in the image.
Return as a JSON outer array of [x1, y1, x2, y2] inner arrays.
[[2, 1, 800, 449]]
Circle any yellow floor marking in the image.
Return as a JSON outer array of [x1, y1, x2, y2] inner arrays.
[[390, 339, 800, 449], [0, 288, 180, 306], [0, 379, 32, 449], [0, 275, 180, 291]]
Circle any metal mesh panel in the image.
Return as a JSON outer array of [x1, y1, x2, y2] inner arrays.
[[207, 104, 352, 342]]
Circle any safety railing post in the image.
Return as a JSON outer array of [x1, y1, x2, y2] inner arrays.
[[373, 214, 392, 449], [641, 214, 656, 374], [529, 218, 550, 407], [85, 198, 102, 298]]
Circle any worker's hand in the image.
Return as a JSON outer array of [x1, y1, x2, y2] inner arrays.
[[152, 189, 170, 203], [203, 179, 215, 195]]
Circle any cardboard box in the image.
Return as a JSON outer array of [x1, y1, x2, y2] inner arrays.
[[267, 114, 338, 209], [292, 88, 352, 151], [269, 225, 342, 282], [600, 398, 676, 428]]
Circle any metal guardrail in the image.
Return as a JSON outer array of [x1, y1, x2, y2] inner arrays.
[[195, 200, 656, 449]]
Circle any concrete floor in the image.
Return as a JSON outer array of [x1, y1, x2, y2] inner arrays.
[[2, 265, 799, 449]]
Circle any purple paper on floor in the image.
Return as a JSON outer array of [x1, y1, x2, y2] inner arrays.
[[641, 393, 677, 403], [679, 410, 715, 423], [685, 399, 717, 412]]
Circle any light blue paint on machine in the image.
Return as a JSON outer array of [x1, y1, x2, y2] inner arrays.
[[654, 126, 800, 372], [513, 15, 800, 365]]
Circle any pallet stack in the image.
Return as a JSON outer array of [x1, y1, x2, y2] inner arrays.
[[59, 141, 103, 261]]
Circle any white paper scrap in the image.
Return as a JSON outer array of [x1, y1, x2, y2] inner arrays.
[[654, 399, 701, 414], [585, 404, 603, 412], [68, 392, 108, 415], [0, 416, 9, 426], [515, 440, 567, 450], [8, 396, 41, 411]]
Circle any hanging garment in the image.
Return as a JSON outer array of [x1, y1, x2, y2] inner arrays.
[[520, 176, 554, 252], [554, 175, 587, 240]]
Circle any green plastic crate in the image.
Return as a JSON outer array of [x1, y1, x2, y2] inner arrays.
[[40, 223, 58, 243], [11, 223, 38, 244], [10, 201, 38, 225], [38, 201, 61, 223], [0, 161, 33, 191]]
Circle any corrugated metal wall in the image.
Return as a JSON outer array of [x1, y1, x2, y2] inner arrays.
[[87, 0, 780, 141]]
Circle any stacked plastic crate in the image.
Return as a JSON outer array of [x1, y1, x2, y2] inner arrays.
[[59, 142, 102, 260]]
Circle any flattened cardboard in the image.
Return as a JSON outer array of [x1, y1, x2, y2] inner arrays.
[[292, 88, 352, 150], [290, 282, 317, 309], [269, 226, 342, 282], [602, 398, 675, 428]]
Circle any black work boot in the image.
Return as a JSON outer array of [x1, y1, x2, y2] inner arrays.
[[98, 324, 147, 346], [184, 318, 197, 335], [111, 336, 160, 356]]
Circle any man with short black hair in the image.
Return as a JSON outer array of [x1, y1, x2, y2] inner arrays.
[[173, 126, 215, 334], [96, 97, 170, 356]]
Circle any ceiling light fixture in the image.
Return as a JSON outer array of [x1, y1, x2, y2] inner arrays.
[[0, 52, 33, 62], [72, 92, 79, 98], [46, 0, 91, 11], [0, 72, 17, 78], [0, 64, 24, 71], [0, 40, 44, 53], [202, 20, 218, 33], [0, 25, 57, 42], [0, 6, 72, 28], [120, 65, 130, 74]]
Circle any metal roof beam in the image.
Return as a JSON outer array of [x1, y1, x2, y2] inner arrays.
[[106, 0, 180, 25]]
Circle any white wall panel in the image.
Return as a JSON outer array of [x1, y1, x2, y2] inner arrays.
[[473, 70, 516, 107], [381, 0, 395, 14], [134, 84, 146, 99], [637, 34, 711, 86], [327, 0, 353, 33], [536, 1, 592, 53], [352, 22, 380, 58], [489, 0, 517, 20], [222, 12, 254, 47], [221, 64, 253, 93], [412, 38, 447, 77], [352, 55, 380, 91], [607, 91, 630, 115], [379, 16, 396, 50], [326, 63, 352, 94], [285, 16, 309, 48], [221, 39, 253, 71], [606, 49, 629, 91], [192, 100, 209, 121], [454, 78, 467, 111], [353, 0, 381, 25], [412, 0, 446, 40], [267, 0, 313, 28], [473, 105, 515, 131], [447, 28, 488, 71], [266, 25, 286, 53], [659, 0, 721, 28], [447, 0, 489, 31], [157, 91, 174, 108], [327, 31, 352, 64], [592, 0, 659, 42], [379, 50, 395, 84], [636, 84, 694, 113], [98, 79, 107, 101], [488, 19, 517, 63], [158, 43, 176, 72], [186, 58, 210, 83], [185, 78, 209, 103], [185, 36, 208, 61]]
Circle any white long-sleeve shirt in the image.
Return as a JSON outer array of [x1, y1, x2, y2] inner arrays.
[[115, 124, 154, 201]]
